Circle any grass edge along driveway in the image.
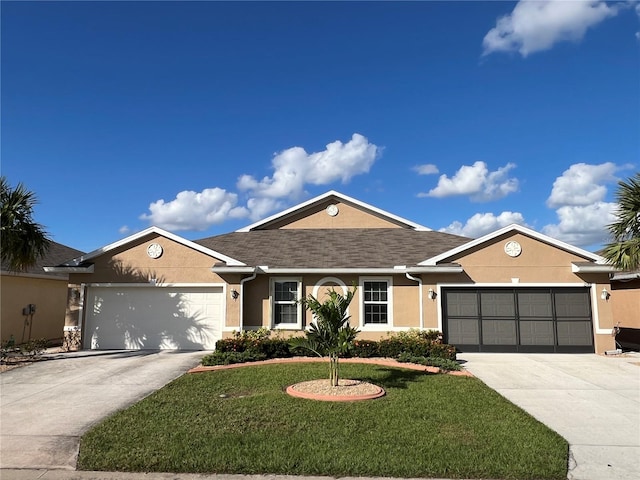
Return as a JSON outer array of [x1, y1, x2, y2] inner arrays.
[[78, 363, 568, 480]]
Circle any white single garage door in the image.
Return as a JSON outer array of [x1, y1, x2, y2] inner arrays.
[[84, 286, 223, 350]]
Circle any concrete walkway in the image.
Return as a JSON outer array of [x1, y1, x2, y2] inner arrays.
[[460, 353, 640, 480], [0, 350, 206, 471]]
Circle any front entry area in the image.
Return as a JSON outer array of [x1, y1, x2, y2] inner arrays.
[[443, 287, 594, 353], [84, 286, 224, 350]]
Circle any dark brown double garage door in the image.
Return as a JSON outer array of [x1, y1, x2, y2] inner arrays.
[[443, 287, 594, 353]]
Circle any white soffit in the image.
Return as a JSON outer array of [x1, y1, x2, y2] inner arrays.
[[420, 224, 605, 266], [59, 226, 246, 267], [236, 190, 431, 232]]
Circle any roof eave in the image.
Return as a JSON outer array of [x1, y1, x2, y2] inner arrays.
[[610, 272, 640, 281], [570, 263, 617, 274], [420, 224, 605, 266], [43, 265, 95, 273], [64, 226, 246, 267], [211, 266, 258, 274], [405, 265, 464, 274], [217, 265, 463, 275]]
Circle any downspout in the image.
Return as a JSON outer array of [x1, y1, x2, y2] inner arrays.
[[405, 272, 423, 330], [239, 271, 258, 331]]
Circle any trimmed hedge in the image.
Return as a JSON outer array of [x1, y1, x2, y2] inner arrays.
[[206, 328, 457, 366], [202, 351, 267, 366], [396, 353, 461, 371]]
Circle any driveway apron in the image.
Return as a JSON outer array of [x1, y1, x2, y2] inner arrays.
[[0, 350, 205, 470], [460, 353, 640, 480]]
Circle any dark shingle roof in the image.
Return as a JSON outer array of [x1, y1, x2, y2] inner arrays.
[[1, 241, 84, 277], [195, 229, 471, 268]]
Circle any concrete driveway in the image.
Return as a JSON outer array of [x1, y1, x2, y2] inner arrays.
[[460, 353, 640, 480], [0, 349, 205, 470]]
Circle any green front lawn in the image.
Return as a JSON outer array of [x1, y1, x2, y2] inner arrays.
[[78, 363, 568, 479]]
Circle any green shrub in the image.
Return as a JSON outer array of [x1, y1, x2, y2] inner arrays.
[[215, 338, 250, 353], [212, 328, 456, 362], [396, 353, 461, 371], [1, 335, 17, 362], [214, 330, 298, 359], [377, 330, 456, 360], [351, 340, 379, 358], [256, 338, 294, 358], [427, 343, 457, 360], [20, 338, 47, 357], [202, 351, 267, 366]]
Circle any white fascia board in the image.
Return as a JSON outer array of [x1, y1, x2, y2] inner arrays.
[[63, 226, 245, 267], [253, 266, 461, 275], [43, 265, 95, 274], [610, 272, 640, 281], [211, 266, 258, 274], [1, 270, 72, 280], [236, 190, 431, 232], [420, 224, 604, 266], [571, 263, 617, 273], [405, 265, 464, 274]]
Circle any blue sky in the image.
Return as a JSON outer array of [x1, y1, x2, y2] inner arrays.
[[2, 1, 638, 254]]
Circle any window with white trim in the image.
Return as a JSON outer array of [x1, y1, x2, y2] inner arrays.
[[271, 278, 302, 329], [361, 278, 392, 327]]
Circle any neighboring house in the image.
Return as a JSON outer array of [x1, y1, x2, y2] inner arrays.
[[46, 191, 622, 354], [609, 271, 640, 350], [1, 241, 84, 345]]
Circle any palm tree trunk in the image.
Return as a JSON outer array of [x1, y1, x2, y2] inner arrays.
[[329, 353, 339, 387]]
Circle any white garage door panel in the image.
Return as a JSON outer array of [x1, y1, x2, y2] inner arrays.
[[85, 287, 223, 350]]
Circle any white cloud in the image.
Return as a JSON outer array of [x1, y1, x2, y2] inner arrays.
[[141, 133, 380, 228], [542, 161, 634, 247], [238, 133, 379, 219], [483, 0, 619, 57], [542, 202, 618, 247], [420, 161, 518, 202], [413, 164, 439, 175], [440, 211, 527, 238], [118, 225, 130, 235], [140, 188, 246, 231], [546, 162, 618, 208]]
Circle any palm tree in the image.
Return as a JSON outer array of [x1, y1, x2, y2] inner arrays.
[[0, 177, 51, 271], [291, 287, 359, 386], [601, 173, 640, 271]]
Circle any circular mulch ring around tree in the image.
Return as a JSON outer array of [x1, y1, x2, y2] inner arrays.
[[286, 378, 385, 402]]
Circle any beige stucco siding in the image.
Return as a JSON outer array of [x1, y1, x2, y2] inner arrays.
[[449, 233, 588, 283], [67, 233, 240, 333], [611, 279, 640, 330], [1, 274, 68, 344], [273, 201, 404, 229], [240, 274, 421, 332], [73, 234, 226, 284]]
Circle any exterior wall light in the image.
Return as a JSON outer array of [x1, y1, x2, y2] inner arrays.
[[231, 289, 240, 300], [601, 288, 610, 300], [428, 288, 437, 300]]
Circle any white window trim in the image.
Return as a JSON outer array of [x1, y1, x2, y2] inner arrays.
[[359, 276, 393, 330], [270, 277, 303, 330]]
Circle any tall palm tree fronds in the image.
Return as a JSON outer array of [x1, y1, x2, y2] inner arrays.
[[291, 287, 359, 386], [0, 177, 52, 272], [602, 173, 640, 271]]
